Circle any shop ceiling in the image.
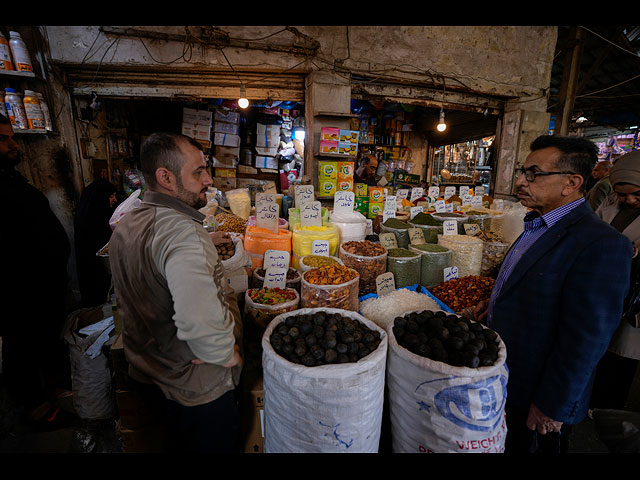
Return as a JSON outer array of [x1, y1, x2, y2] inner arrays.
[[549, 25, 640, 134]]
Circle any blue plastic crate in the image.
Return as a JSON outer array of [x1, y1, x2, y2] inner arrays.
[[358, 284, 454, 314]]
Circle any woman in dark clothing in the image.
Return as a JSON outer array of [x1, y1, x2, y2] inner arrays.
[[74, 179, 117, 307]]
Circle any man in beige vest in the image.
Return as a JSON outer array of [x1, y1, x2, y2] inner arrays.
[[109, 132, 243, 452]]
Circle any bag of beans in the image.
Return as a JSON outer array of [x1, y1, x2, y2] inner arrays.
[[300, 265, 360, 311], [385, 309, 508, 453], [386, 248, 421, 288], [261, 307, 388, 452]]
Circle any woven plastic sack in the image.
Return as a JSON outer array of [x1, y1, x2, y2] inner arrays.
[[386, 309, 508, 453], [339, 243, 388, 296], [262, 307, 387, 452], [300, 267, 360, 311]]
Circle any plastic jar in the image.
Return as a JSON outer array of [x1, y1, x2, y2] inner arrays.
[[409, 244, 453, 288], [23, 90, 46, 130], [437, 234, 483, 278], [300, 265, 360, 311], [339, 240, 388, 296], [380, 218, 411, 249], [35, 92, 52, 131], [386, 248, 421, 288], [8, 31, 32, 72], [4, 88, 27, 129], [0, 32, 14, 70]]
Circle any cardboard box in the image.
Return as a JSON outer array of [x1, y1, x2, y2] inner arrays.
[[255, 146, 278, 157], [115, 388, 155, 430], [337, 161, 355, 191], [215, 167, 236, 178], [256, 123, 280, 148], [241, 369, 264, 453], [211, 146, 239, 168], [183, 107, 213, 124], [336, 178, 353, 192], [116, 420, 165, 453], [214, 132, 241, 147], [214, 109, 239, 125], [214, 121, 239, 135], [255, 156, 278, 169], [355, 196, 369, 216], [211, 177, 237, 191], [338, 142, 358, 156], [319, 178, 337, 197], [368, 201, 383, 219], [339, 129, 359, 144], [318, 160, 338, 180], [182, 123, 211, 141], [368, 186, 385, 203], [355, 183, 368, 197], [319, 140, 339, 154], [320, 127, 340, 141]]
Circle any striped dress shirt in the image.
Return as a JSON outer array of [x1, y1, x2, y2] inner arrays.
[[487, 197, 586, 325]]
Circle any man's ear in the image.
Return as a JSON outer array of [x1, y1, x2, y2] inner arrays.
[[564, 173, 584, 196], [155, 167, 176, 192]]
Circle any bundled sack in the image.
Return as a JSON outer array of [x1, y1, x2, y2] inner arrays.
[[109, 189, 142, 231], [386, 309, 508, 453], [261, 307, 388, 452]]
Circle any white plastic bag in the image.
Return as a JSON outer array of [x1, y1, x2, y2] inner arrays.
[[109, 189, 142, 231], [261, 307, 387, 453], [386, 309, 508, 453], [220, 236, 251, 273]]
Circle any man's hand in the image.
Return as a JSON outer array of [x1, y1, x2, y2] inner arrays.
[[209, 231, 232, 246], [473, 299, 489, 324], [526, 403, 563, 435]]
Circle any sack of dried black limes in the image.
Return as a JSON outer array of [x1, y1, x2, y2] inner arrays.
[[386, 309, 508, 453], [261, 307, 387, 453]]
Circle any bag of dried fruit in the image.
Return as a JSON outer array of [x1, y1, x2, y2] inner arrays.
[[385, 309, 508, 453], [300, 265, 360, 311], [261, 307, 387, 453]]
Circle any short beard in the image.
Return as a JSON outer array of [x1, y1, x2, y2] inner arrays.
[[175, 178, 207, 209]]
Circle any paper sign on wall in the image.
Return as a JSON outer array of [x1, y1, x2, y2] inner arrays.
[[376, 272, 395, 296], [379, 232, 398, 249], [333, 191, 355, 215], [295, 185, 314, 207], [263, 267, 287, 288], [300, 201, 322, 227], [255, 201, 279, 233], [444, 266, 459, 281], [443, 219, 458, 235], [410, 187, 424, 203], [408, 228, 425, 245], [410, 206, 423, 220], [264, 250, 290, 270], [311, 240, 330, 256]]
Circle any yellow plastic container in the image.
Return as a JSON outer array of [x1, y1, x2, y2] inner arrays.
[[291, 223, 341, 268]]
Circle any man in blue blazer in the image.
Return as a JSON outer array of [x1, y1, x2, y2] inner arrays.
[[476, 135, 632, 453]]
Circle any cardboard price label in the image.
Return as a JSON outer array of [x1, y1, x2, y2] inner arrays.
[[376, 272, 396, 296], [410, 187, 424, 203], [428, 186, 440, 198], [311, 240, 330, 256], [475, 186, 485, 197], [444, 266, 459, 281], [408, 228, 426, 245], [471, 195, 483, 207], [300, 201, 322, 227], [264, 250, 290, 270], [445, 203, 454, 213], [435, 200, 446, 213], [379, 232, 398, 249], [255, 192, 276, 206], [333, 191, 355, 215], [463, 223, 481, 236], [444, 186, 456, 200], [410, 206, 423, 220], [462, 194, 473, 207], [396, 189, 409, 200], [263, 267, 287, 288], [255, 201, 279, 233], [443, 219, 458, 235], [459, 186, 470, 197], [295, 185, 314, 207], [383, 195, 397, 222]]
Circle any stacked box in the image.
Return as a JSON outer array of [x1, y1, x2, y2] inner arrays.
[[368, 186, 384, 219], [255, 124, 280, 169], [182, 108, 213, 145], [338, 129, 359, 157], [336, 161, 354, 192], [355, 196, 369, 217], [318, 160, 338, 197]]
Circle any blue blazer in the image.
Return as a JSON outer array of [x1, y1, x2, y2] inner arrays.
[[489, 201, 632, 424]]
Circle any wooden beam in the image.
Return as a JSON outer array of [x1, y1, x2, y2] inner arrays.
[[556, 27, 584, 135]]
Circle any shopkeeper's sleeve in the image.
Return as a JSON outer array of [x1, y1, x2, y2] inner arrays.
[[152, 213, 240, 366]]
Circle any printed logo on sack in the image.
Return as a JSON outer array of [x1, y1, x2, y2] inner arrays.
[[417, 374, 507, 432]]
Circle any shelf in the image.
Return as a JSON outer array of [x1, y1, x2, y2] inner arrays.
[[314, 152, 357, 159], [0, 70, 36, 79], [13, 128, 49, 135], [314, 111, 358, 118]]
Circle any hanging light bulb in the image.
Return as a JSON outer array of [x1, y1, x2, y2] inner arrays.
[[238, 85, 249, 109], [437, 109, 447, 132]]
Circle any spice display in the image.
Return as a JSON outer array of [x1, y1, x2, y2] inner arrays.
[[339, 241, 388, 295], [301, 265, 360, 311], [244, 287, 300, 329], [215, 240, 236, 260], [359, 288, 444, 329], [464, 210, 492, 231], [386, 248, 421, 288], [391, 310, 501, 368], [300, 255, 341, 270], [268, 310, 382, 366], [410, 212, 441, 226], [431, 212, 469, 235], [215, 212, 247, 233], [380, 218, 411, 249], [437, 234, 483, 277], [330, 210, 368, 244], [429, 275, 495, 312], [408, 212, 443, 244], [252, 267, 301, 291], [409, 243, 453, 288], [288, 207, 330, 230]]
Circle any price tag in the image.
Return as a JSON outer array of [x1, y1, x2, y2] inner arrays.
[[295, 185, 314, 207], [444, 186, 456, 200], [410, 187, 424, 203], [445, 203, 454, 213], [300, 201, 322, 227], [475, 186, 485, 196], [462, 194, 473, 207], [379, 232, 398, 249], [459, 186, 470, 197], [471, 195, 483, 208], [410, 206, 423, 220], [383, 195, 397, 222], [396, 189, 409, 200], [263, 267, 287, 288], [428, 186, 440, 198], [264, 250, 290, 270], [376, 272, 396, 296], [333, 191, 355, 215], [256, 201, 279, 233], [463, 223, 481, 236], [311, 240, 330, 256], [408, 228, 426, 245], [435, 200, 446, 213], [255, 192, 276, 206], [444, 266, 459, 281], [443, 219, 458, 235]]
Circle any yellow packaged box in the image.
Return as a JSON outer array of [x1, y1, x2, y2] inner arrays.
[[319, 179, 337, 197], [355, 183, 368, 197], [318, 161, 338, 179], [368, 202, 383, 219], [369, 186, 385, 203]]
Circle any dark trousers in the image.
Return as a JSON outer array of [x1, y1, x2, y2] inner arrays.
[[133, 379, 241, 453], [504, 402, 572, 454], [590, 350, 639, 410]]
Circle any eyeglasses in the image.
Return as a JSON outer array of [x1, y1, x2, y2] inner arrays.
[[515, 167, 576, 182]]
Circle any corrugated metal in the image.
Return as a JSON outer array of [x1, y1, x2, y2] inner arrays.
[[62, 65, 306, 101]]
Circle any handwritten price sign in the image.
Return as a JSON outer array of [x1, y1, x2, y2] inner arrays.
[[443, 219, 458, 235], [300, 201, 322, 227], [333, 191, 355, 215], [444, 266, 459, 281], [312, 240, 330, 256], [264, 250, 290, 270], [256, 201, 279, 232], [376, 272, 396, 296], [263, 267, 287, 288]]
